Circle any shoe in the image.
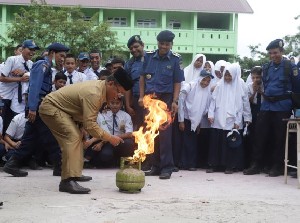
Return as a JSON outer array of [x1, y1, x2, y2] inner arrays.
[[145, 168, 160, 176], [0, 201, 3, 206], [3, 156, 28, 177], [29, 159, 43, 170], [59, 179, 91, 194], [159, 172, 171, 179], [173, 167, 180, 172], [188, 168, 197, 171], [225, 168, 233, 174], [206, 168, 215, 173], [269, 166, 283, 177], [243, 163, 260, 175], [70, 175, 92, 182]]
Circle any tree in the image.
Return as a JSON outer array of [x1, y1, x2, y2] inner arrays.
[[5, 0, 124, 60]]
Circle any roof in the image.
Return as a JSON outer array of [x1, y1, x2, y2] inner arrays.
[[1, 0, 253, 14]]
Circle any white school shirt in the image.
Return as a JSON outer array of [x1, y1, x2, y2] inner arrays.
[[10, 72, 30, 114], [0, 55, 32, 100], [5, 113, 26, 140], [76, 67, 90, 75], [64, 70, 87, 85], [85, 67, 102, 80], [97, 110, 133, 136]]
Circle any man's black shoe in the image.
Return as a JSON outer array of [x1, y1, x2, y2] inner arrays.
[[173, 167, 180, 172], [29, 159, 43, 170], [70, 175, 92, 182], [3, 156, 28, 177], [269, 166, 283, 177], [59, 179, 91, 194], [243, 164, 260, 175], [145, 168, 160, 176], [159, 172, 171, 179], [188, 168, 197, 171]]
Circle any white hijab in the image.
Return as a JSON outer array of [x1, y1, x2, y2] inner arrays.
[[184, 54, 206, 83], [182, 75, 212, 131], [214, 63, 244, 129], [214, 60, 227, 80]]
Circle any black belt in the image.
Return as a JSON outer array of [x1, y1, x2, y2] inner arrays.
[[264, 94, 291, 102]]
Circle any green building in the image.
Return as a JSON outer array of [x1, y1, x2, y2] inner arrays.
[[0, 0, 253, 64]]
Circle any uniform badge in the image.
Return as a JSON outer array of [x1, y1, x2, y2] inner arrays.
[[102, 121, 106, 125], [146, 74, 152, 79], [135, 35, 140, 41], [279, 41, 283, 47], [293, 68, 298, 76], [166, 65, 172, 69]]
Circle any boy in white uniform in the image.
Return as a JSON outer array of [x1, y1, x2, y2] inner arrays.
[[64, 53, 87, 85]]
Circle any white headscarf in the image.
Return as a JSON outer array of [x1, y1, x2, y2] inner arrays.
[[214, 63, 244, 129], [214, 60, 227, 80], [182, 75, 212, 131], [184, 54, 206, 83]]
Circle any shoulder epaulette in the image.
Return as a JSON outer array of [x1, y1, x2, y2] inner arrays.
[[146, 50, 155, 54], [172, 51, 181, 58]]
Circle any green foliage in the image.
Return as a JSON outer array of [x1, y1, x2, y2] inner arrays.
[[5, 0, 123, 61]]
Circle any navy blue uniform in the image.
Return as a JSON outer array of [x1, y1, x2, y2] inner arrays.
[[142, 50, 184, 174], [252, 59, 299, 168], [124, 52, 146, 130], [13, 57, 61, 164]]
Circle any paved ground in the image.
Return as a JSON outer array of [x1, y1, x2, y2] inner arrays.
[[0, 168, 300, 223]]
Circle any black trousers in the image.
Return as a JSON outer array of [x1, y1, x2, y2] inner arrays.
[[13, 115, 61, 164], [1, 99, 14, 135], [252, 111, 291, 167]]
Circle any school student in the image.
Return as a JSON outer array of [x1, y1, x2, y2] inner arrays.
[[52, 71, 67, 91], [84, 97, 134, 168], [183, 54, 206, 83], [178, 69, 214, 170], [207, 63, 245, 174], [64, 53, 87, 85]]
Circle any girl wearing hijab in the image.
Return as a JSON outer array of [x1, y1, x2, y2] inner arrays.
[[183, 54, 206, 83], [178, 70, 214, 170], [207, 63, 245, 174]]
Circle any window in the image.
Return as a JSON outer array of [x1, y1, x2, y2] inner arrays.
[[136, 19, 157, 28], [168, 20, 181, 29], [82, 16, 91, 21], [107, 17, 127, 27]]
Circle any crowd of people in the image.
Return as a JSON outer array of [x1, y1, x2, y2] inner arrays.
[[0, 30, 300, 195]]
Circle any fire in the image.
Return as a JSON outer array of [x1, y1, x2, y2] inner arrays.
[[132, 95, 172, 162]]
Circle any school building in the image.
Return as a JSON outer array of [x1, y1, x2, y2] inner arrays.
[[0, 0, 253, 64]]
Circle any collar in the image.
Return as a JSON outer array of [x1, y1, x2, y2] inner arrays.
[[65, 70, 76, 76], [153, 49, 171, 60]]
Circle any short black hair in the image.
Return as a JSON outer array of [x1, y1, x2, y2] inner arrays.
[[55, 71, 67, 81], [251, 66, 262, 75], [99, 69, 111, 77], [111, 58, 125, 66], [15, 44, 22, 50], [89, 49, 102, 57], [65, 53, 76, 61]]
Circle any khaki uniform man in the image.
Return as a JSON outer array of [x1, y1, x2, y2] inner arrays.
[[39, 68, 133, 194]]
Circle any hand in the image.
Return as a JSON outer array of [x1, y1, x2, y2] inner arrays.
[[20, 75, 30, 82], [138, 98, 144, 107], [92, 142, 104, 152], [208, 117, 214, 124], [13, 141, 21, 149], [83, 140, 92, 150], [234, 124, 239, 129], [28, 110, 37, 123], [179, 122, 185, 131], [171, 102, 178, 117], [11, 69, 25, 76], [4, 143, 13, 151], [108, 135, 124, 147], [126, 106, 135, 117]]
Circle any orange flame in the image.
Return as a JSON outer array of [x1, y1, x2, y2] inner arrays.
[[132, 95, 172, 162]]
